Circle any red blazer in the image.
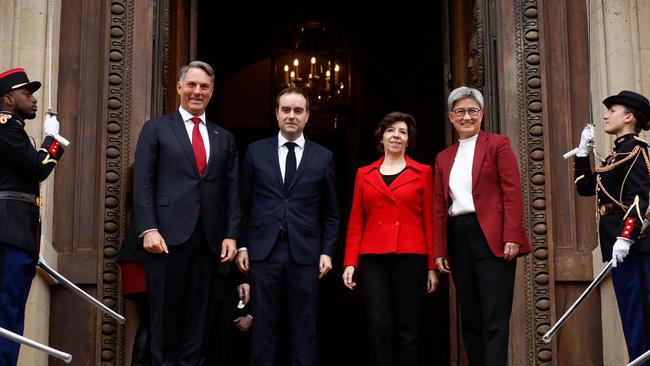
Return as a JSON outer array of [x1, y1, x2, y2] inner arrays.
[[344, 156, 435, 269], [433, 131, 531, 259]]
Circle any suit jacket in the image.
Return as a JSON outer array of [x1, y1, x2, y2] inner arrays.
[[133, 111, 240, 252], [0, 112, 64, 257], [240, 136, 340, 265], [344, 156, 435, 269], [433, 131, 531, 258]]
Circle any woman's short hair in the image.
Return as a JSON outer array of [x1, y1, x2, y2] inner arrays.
[[447, 86, 484, 111], [621, 105, 650, 132], [374, 111, 417, 153]]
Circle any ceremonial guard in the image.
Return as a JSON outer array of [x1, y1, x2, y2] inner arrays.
[[574, 90, 650, 363], [0, 68, 64, 365]]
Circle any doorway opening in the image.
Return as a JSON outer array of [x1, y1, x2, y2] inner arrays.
[[196, 3, 449, 364]]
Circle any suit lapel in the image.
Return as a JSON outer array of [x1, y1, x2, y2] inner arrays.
[[389, 166, 419, 191], [442, 144, 458, 198], [203, 121, 220, 177], [267, 137, 284, 189], [169, 111, 199, 176], [472, 132, 487, 187], [363, 158, 397, 201]]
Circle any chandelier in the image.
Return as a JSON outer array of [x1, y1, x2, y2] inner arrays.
[[274, 22, 351, 128]]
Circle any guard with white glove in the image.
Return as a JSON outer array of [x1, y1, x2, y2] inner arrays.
[[612, 237, 633, 267], [576, 124, 594, 157], [43, 112, 59, 137]]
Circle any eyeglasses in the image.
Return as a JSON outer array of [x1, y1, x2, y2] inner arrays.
[[452, 108, 481, 117]]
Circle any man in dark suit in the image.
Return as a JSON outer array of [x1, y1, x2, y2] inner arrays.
[[237, 87, 340, 365], [134, 60, 240, 366], [0, 68, 64, 366]]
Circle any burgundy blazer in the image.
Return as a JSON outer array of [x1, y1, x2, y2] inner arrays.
[[344, 155, 435, 269], [433, 131, 531, 259]]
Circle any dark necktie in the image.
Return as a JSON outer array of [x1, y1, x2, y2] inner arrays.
[[191, 117, 207, 176], [284, 142, 297, 190]]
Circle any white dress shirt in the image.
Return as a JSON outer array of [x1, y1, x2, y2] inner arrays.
[[448, 133, 478, 216], [179, 106, 210, 163], [278, 132, 305, 182]]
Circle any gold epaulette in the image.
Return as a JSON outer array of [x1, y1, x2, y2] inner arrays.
[[0, 113, 10, 124], [634, 136, 649, 146]]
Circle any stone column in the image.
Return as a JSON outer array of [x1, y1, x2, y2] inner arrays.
[[0, 1, 61, 365]]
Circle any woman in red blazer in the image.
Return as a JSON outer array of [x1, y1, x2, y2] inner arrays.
[[433, 86, 531, 366], [342, 111, 438, 366]]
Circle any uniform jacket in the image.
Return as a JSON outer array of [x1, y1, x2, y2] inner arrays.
[[575, 133, 650, 261], [343, 156, 435, 269], [240, 136, 339, 265], [433, 131, 531, 259], [133, 111, 240, 251], [0, 112, 63, 257]]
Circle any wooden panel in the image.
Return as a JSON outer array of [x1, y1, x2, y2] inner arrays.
[[554, 250, 595, 281], [49, 286, 96, 366], [53, 0, 150, 364], [52, 0, 109, 363], [496, 0, 554, 364], [538, 0, 602, 364], [54, 0, 105, 283], [164, 0, 190, 114], [553, 283, 603, 365]]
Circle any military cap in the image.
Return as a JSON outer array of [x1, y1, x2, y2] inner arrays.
[[603, 90, 650, 122], [0, 68, 41, 97]]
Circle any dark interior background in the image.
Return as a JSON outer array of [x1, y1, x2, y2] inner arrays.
[[197, 3, 450, 365]]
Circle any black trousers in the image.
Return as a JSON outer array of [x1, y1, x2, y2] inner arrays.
[[144, 221, 216, 366], [250, 236, 319, 366], [448, 213, 516, 366], [358, 253, 428, 366]]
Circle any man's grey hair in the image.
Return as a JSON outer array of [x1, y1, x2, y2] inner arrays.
[[179, 60, 215, 84], [447, 86, 484, 111]]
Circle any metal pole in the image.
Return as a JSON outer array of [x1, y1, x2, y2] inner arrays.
[[0, 326, 71, 363], [628, 348, 650, 366], [542, 258, 614, 343], [37, 258, 126, 324]]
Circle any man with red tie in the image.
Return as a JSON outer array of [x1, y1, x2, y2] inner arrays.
[[134, 61, 240, 365]]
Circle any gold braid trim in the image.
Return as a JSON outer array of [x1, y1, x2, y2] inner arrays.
[[620, 152, 641, 204], [574, 175, 585, 184], [595, 145, 640, 172], [42, 154, 57, 165], [642, 147, 650, 176], [623, 195, 642, 220], [597, 175, 627, 211]]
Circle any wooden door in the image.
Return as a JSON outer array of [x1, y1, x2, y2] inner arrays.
[[446, 0, 600, 365]]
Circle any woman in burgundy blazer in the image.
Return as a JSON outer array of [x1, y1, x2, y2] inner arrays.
[[342, 111, 438, 366], [433, 86, 531, 366]]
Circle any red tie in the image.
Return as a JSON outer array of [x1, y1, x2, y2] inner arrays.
[[191, 117, 206, 176]]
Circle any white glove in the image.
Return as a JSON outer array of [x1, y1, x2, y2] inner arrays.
[[43, 113, 60, 137], [577, 124, 594, 157], [612, 237, 633, 267]]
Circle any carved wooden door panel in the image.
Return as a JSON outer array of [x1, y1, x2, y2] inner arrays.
[[445, 1, 599, 365]]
